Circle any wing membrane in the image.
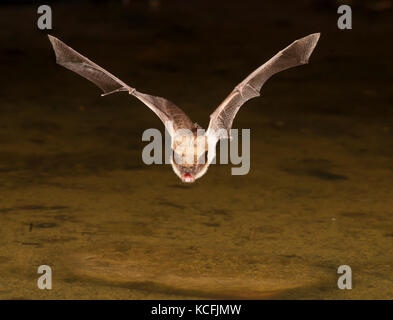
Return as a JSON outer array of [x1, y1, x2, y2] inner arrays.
[[48, 35, 194, 136], [207, 33, 320, 141]]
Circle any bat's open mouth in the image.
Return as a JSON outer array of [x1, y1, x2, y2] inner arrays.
[[182, 173, 195, 183]]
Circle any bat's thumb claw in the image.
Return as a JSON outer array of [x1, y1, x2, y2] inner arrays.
[[129, 88, 136, 95]]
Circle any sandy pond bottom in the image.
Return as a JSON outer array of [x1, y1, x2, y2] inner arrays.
[[0, 125, 392, 299]]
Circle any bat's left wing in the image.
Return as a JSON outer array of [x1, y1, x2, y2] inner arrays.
[[48, 35, 131, 96], [48, 35, 194, 137], [206, 33, 320, 143]]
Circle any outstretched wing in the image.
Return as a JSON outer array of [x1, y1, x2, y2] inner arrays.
[[206, 33, 320, 141], [48, 35, 194, 136]]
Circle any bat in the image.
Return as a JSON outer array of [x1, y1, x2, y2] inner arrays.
[[48, 33, 320, 183]]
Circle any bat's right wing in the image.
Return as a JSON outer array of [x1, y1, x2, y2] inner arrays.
[[206, 33, 320, 143], [48, 35, 194, 136]]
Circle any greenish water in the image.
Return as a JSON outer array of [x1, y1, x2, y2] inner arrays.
[[0, 1, 392, 299]]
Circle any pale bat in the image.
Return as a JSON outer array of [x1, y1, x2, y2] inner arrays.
[[48, 33, 320, 183]]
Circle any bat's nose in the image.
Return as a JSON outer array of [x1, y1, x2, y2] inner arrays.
[[182, 173, 195, 183]]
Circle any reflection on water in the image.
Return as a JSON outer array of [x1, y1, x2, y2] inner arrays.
[[0, 1, 392, 299]]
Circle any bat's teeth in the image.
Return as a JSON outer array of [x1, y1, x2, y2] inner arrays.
[[182, 173, 195, 183]]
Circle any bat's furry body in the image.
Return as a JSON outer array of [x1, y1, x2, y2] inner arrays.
[[48, 33, 320, 183]]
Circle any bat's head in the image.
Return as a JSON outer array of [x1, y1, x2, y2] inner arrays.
[[171, 157, 210, 183], [171, 133, 209, 183]]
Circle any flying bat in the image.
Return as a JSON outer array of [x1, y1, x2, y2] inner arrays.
[[48, 33, 320, 183]]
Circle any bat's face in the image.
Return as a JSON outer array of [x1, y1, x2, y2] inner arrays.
[[171, 154, 209, 183], [171, 134, 209, 183]]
